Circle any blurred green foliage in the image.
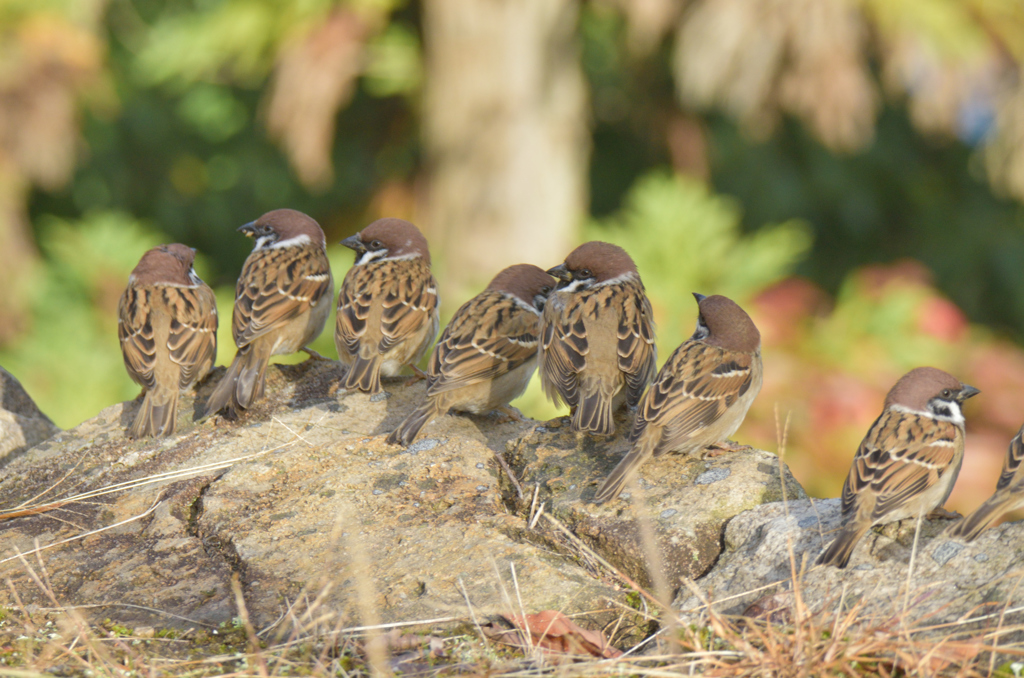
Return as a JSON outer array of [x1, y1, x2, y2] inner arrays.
[[586, 172, 811, 342]]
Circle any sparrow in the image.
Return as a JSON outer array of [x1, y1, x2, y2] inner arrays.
[[540, 241, 657, 435], [387, 264, 555, 446], [204, 209, 333, 419], [817, 367, 980, 568], [118, 244, 218, 438], [594, 293, 762, 504], [335, 218, 440, 395], [946, 423, 1024, 541]]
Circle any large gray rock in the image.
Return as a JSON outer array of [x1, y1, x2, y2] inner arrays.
[[675, 498, 1024, 638], [0, 358, 799, 642], [501, 423, 806, 590], [0, 367, 59, 464]]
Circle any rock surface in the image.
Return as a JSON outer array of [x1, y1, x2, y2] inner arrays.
[[675, 498, 1024, 637], [0, 367, 60, 464], [0, 358, 798, 641], [500, 424, 806, 590]]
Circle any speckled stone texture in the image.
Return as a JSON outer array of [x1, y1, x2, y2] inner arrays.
[[675, 498, 1024, 641], [0, 358, 799, 640]]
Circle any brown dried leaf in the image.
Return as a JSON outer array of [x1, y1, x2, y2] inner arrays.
[[916, 640, 985, 674], [487, 610, 622, 659]]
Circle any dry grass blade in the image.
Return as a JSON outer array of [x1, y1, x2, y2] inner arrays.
[[0, 438, 301, 522]]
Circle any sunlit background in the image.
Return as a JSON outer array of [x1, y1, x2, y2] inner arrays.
[[2, 0, 1024, 522]]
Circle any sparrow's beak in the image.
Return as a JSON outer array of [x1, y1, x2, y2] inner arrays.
[[692, 292, 707, 303], [957, 384, 981, 402], [546, 263, 571, 281], [340, 234, 366, 252], [237, 221, 257, 237]]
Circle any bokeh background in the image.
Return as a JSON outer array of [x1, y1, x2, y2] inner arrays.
[[2, 0, 1024, 521]]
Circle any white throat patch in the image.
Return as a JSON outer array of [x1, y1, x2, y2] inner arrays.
[[355, 249, 388, 266], [269, 233, 312, 250], [891, 401, 965, 427]]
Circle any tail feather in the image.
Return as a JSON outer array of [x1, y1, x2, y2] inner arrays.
[[573, 394, 614, 435], [946, 500, 1005, 542], [387, 401, 442, 447], [203, 348, 268, 419], [128, 390, 178, 438], [594, 440, 654, 504], [344, 356, 383, 394], [234, 351, 269, 410], [816, 525, 870, 569]]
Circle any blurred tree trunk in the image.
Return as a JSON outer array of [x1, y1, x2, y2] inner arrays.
[[422, 0, 589, 302]]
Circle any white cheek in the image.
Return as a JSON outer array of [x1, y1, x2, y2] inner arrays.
[[559, 279, 589, 294], [356, 249, 388, 266], [270, 234, 312, 249]]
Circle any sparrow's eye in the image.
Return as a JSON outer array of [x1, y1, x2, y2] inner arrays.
[[942, 389, 952, 398], [541, 285, 551, 295], [579, 268, 593, 279]]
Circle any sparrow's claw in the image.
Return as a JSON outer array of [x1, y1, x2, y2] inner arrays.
[[405, 364, 429, 385], [302, 348, 332, 361], [702, 439, 751, 458], [927, 507, 961, 521], [493, 405, 524, 424]]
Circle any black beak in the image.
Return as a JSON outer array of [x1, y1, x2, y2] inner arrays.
[[340, 234, 365, 252], [546, 263, 570, 281], [692, 293, 707, 303], [957, 384, 980, 402], [238, 221, 257, 237]]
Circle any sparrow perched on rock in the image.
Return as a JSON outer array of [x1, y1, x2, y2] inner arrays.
[[387, 264, 555, 446], [594, 294, 762, 504], [946, 424, 1024, 541], [119, 244, 218, 438], [540, 242, 656, 435], [817, 367, 979, 568], [204, 209, 333, 419], [336, 218, 440, 394]]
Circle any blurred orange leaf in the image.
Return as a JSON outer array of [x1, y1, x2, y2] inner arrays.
[[483, 610, 622, 659]]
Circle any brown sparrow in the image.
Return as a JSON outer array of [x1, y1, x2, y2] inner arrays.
[[387, 264, 555, 446], [594, 294, 762, 504], [204, 209, 333, 418], [946, 423, 1024, 541], [119, 244, 218, 438], [817, 367, 979, 568], [336, 218, 440, 394], [540, 241, 657, 435]]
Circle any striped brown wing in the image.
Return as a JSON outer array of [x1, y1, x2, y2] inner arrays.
[[427, 291, 540, 396], [996, 425, 1024, 492], [842, 410, 961, 523], [630, 341, 755, 453], [233, 243, 332, 349], [617, 279, 657, 408], [166, 283, 219, 389], [379, 259, 439, 354], [336, 263, 376, 358], [118, 285, 158, 390], [539, 297, 588, 408]]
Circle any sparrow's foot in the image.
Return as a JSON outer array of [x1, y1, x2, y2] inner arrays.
[[927, 507, 961, 521], [302, 348, 332, 361], [702, 439, 751, 459], [493, 405, 524, 424], [404, 364, 429, 386]]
